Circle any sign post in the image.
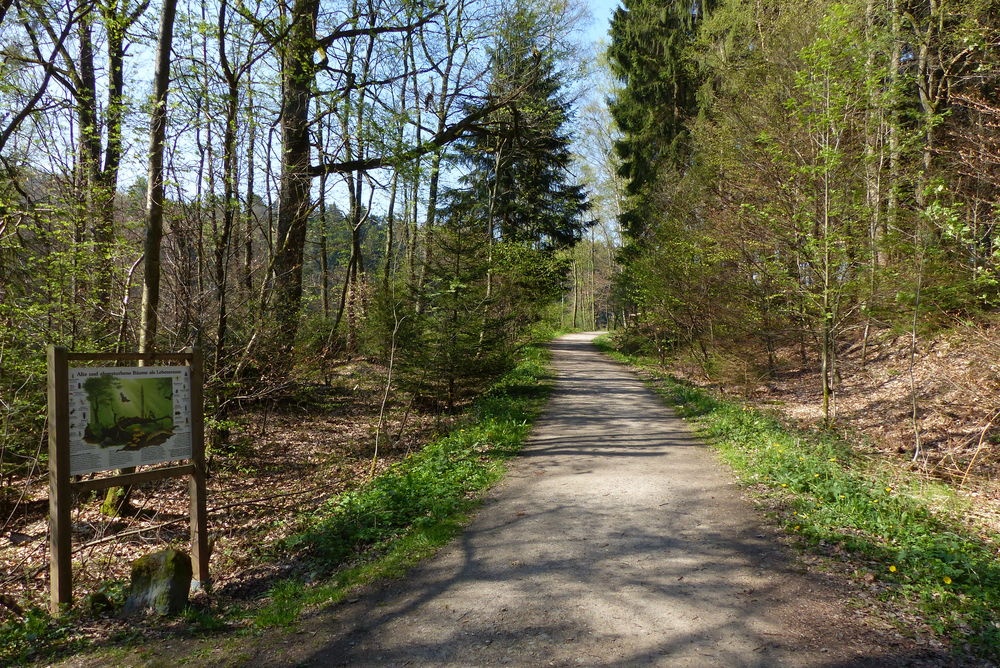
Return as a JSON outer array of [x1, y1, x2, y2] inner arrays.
[[47, 347, 208, 613], [47, 346, 71, 613]]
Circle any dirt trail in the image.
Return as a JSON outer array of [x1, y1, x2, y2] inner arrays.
[[219, 332, 952, 667]]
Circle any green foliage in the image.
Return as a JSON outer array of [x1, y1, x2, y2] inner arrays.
[[253, 579, 304, 628], [607, 0, 712, 237], [1, 165, 133, 478], [448, 0, 591, 250], [604, 342, 1000, 660], [0, 607, 83, 666], [609, 0, 1000, 375], [0, 360, 47, 478], [404, 218, 518, 408], [372, 176, 570, 411], [180, 606, 229, 634], [709, 410, 1000, 656]]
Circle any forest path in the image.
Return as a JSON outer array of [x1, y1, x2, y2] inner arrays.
[[237, 332, 950, 667]]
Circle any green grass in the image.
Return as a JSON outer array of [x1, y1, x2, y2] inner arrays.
[[0, 608, 85, 666], [250, 344, 552, 628], [594, 335, 1000, 661]]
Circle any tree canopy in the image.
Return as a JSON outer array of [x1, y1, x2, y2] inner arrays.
[[0, 0, 593, 478], [605, 0, 1000, 428]]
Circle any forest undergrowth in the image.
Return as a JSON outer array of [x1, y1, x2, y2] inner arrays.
[[680, 317, 1000, 511]]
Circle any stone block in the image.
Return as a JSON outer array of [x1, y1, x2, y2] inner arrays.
[[123, 548, 192, 616]]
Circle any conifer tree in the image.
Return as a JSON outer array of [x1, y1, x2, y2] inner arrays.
[[607, 0, 713, 238], [398, 0, 588, 407], [453, 1, 590, 250]]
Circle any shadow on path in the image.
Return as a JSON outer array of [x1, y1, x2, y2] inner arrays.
[[257, 333, 964, 667]]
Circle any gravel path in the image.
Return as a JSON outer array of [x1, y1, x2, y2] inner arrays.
[[247, 333, 954, 667]]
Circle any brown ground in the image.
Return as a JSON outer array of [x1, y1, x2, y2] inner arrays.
[[49, 334, 985, 666], [3, 321, 999, 664], [1, 359, 456, 630], [670, 319, 1000, 534]]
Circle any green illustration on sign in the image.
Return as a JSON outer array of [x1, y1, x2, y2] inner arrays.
[[81, 375, 175, 450]]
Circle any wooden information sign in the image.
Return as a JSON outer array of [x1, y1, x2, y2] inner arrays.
[[47, 346, 208, 613]]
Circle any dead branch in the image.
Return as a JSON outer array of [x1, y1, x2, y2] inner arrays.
[[72, 484, 328, 553]]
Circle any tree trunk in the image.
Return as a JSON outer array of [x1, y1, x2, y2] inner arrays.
[[111, 0, 176, 518], [270, 0, 319, 357], [213, 0, 240, 391], [244, 86, 257, 296], [138, 0, 178, 355]]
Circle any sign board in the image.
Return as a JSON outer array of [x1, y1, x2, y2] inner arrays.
[[68, 366, 193, 475], [47, 347, 208, 613]]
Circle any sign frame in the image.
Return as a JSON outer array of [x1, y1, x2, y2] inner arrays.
[[47, 346, 208, 613]]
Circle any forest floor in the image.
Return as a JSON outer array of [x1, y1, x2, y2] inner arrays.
[[3, 320, 999, 664], [54, 332, 968, 667], [1, 358, 458, 633], [680, 317, 1000, 536]]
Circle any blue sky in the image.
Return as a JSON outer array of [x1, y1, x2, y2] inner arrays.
[[585, 0, 619, 45]]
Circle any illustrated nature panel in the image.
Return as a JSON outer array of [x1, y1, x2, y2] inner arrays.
[[67, 366, 192, 475]]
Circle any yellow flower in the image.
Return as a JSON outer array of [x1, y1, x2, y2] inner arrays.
[[943, 576, 952, 585], [829, 457, 837, 462], [889, 565, 897, 573], [885, 487, 893, 493], [814, 473, 820, 478]]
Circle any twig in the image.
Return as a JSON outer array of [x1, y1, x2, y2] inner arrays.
[[208, 484, 328, 514], [959, 407, 1000, 489], [908, 253, 924, 463], [72, 484, 328, 552], [72, 517, 185, 552], [371, 303, 405, 479]]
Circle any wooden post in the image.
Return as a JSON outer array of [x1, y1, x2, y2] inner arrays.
[[47, 346, 72, 613], [187, 347, 210, 587]]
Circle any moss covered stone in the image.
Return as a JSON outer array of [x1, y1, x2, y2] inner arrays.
[[123, 548, 192, 616]]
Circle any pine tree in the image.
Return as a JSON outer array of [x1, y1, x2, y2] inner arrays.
[[397, 1, 589, 408], [452, 2, 590, 250]]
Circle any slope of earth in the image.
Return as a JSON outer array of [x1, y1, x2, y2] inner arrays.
[[674, 319, 1000, 534]]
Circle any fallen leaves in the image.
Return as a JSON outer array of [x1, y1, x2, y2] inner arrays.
[[0, 359, 454, 631]]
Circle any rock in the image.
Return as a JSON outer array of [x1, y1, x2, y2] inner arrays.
[[123, 548, 192, 616]]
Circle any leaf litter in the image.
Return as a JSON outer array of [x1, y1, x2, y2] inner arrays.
[[0, 359, 459, 641]]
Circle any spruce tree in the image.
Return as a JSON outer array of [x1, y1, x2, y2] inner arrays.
[[451, 2, 590, 250], [607, 0, 713, 238], [399, 1, 589, 408]]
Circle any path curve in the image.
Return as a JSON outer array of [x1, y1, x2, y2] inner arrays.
[[253, 333, 953, 667]]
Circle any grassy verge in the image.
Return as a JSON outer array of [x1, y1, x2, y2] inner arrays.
[[0, 345, 552, 665], [594, 336, 1000, 661], [251, 344, 552, 627]]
